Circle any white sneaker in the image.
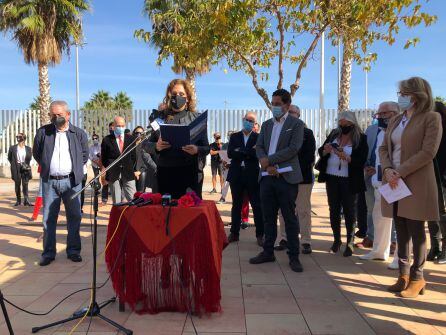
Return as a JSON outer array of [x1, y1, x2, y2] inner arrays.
[[388, 258, 399, 270], [360, 252, 379, 260]]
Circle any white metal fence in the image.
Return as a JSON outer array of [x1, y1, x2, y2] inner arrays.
[[0, 109, 374, 166]]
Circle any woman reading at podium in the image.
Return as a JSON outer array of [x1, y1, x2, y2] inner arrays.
[[145, 79, 209, 199]]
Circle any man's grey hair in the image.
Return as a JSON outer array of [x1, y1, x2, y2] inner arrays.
[[49, 100, 70, 113], [378, 101, 400, 113]]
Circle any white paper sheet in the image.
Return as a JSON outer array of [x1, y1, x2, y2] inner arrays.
[[261, 166, 293, 177], [218, 150, 231, 163], [378, 179, 412, 204]]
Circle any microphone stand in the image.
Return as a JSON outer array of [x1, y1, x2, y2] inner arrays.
[[0, 290, 14, 335], [31, 129, 152, 335]]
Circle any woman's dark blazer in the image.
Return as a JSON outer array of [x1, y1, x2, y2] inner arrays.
[[316, 131, 368, 194]]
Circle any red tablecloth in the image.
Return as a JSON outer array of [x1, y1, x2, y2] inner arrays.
[[105, 200, 228, 315]]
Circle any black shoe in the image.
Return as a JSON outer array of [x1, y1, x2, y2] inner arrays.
[[436, 247, 446, 264], [241, 222, 249, 229], [302, 243, 312, 254], [289, 258, 303, 272], [217, 198, 226, 204], [39, 257, 55, 266], [274, 239, 288, 251], [249, 252, 275, 264], [14, 201, 20, 206], [330, 240, 342, 253], [427, 247, 441, 261], [67, 254, 82, 262], [227, 233, 239, 243], [343, 243, 354, 257], [210, 188, 217, 194], [256, 236, 264, 247], [23, 200, 33, 206]]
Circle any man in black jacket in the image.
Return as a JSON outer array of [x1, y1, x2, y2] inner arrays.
[[101, 116, 137, 204], [227, 112, 264, 246], [33, 101, 88, 266], [275, 105, 316, 254]]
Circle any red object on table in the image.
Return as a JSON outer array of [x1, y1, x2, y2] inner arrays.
[[105, 200, 228, 315]]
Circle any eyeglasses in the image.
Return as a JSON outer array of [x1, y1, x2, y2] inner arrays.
[[244, 119, 255, 123], [134, 132, 143, 136]]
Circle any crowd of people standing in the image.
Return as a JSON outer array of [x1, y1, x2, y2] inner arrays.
[[6, 76, 445, 300]]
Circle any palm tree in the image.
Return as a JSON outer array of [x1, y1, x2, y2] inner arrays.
[[83, 90, 114, 110], [114, 91, 133, 111], [29, 96, 52, 110], [0, 0, 89, 124]]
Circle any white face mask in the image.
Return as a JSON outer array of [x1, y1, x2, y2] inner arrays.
[[398, 95, 413, 111]]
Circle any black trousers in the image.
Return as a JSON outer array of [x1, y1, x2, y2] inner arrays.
[[427, 220, 446, 249], [393, 204, 426, 280], [325, 175, 356, 244], [260, 176, 299, 259], [229, 169, 263, 237], [92, 167, 109, 203], [157, 164, 198, 199], [356, 191, 368, 235], [14, 173, 29, 202]]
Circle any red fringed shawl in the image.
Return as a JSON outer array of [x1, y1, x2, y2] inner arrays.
[[105, 201, 228, 315]]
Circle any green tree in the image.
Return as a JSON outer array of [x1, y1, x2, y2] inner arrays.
[[331, 0, 436, 111], [435, 96, 446, 104], [113, 91, 133, 111], [136, 0, 214, 99], [82, 90, 134, 138], [0, 0, 90, 124]]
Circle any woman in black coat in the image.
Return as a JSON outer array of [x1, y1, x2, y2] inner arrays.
[[145, 79, 209, 199], [316, 111, 368, 257], [8, 132, 33, 206]]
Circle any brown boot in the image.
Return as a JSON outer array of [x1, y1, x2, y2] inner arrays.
[[388, 275, 409, 293], [400, 279, 426, 298]]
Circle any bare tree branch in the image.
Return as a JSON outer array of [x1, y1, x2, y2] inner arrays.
[[275, 6, 285, 90], [290, 23, 329, 97]]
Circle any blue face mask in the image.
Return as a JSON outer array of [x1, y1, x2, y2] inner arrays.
[[398, 95, 413, 111], [272, 106, 284, 119], [114, 127, 125, 136], [243, 119, 254, 132]]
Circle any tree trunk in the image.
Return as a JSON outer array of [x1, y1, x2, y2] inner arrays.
[[38, 62, 51, 125], [338, 39, 353, 112], [185, 68, 197, 104]]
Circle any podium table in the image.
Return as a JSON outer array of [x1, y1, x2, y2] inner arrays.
[[105, 200, 228, 315]]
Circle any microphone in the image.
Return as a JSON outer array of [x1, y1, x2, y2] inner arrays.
[[114, 192, 144, 206], [137, 193, 154, 207]]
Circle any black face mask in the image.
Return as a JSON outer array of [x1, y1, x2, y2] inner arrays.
[[340, 125, 353, 135], [52, 116, 66, 128], [377, 118, 389, 129], [170, 95, 187, 110]]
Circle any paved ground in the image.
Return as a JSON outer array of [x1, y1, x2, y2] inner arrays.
[[0, 173, 445, 335]]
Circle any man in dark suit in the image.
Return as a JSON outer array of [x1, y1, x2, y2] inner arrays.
[[33, 101, 88, 266], [250, 89, 305, 272], [227, 112, 264, 246], [8, 132, 33, 206], [101, 116, 138, 204]]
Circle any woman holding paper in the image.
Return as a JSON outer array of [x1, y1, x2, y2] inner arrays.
[[380, 77, 442, 298], [145, 79, 209, 199], [317, 111, 368, 257]]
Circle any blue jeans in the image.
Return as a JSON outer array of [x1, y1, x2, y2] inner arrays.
[[42, 176, 82, 259]]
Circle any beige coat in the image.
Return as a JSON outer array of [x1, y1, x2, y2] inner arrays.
[[379, 110, 442, 221]]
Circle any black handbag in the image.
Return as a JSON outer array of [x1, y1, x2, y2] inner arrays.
[[20, 163, 31, 174]]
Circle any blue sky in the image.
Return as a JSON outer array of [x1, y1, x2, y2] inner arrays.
[[0, 1, 445, 111]]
